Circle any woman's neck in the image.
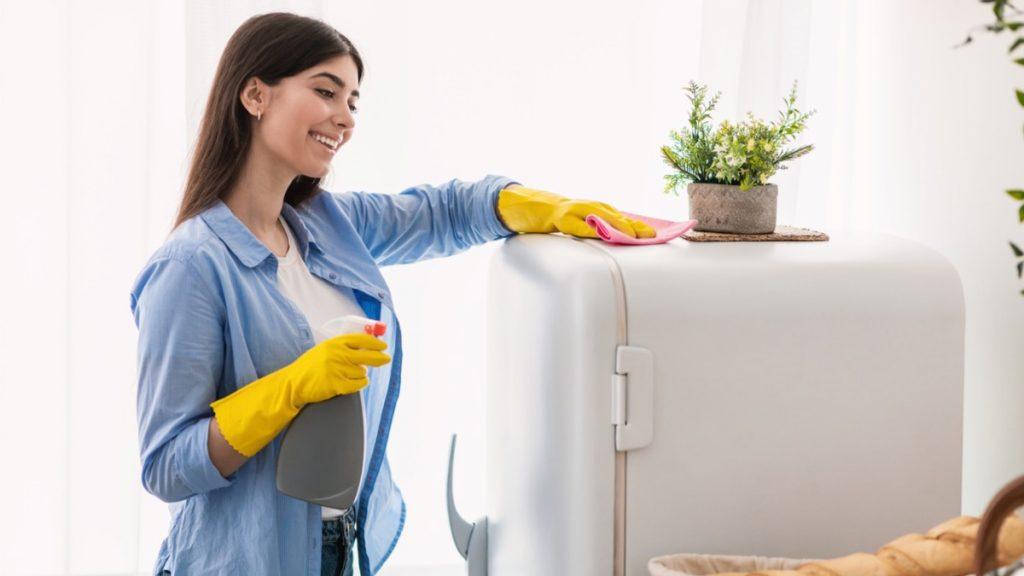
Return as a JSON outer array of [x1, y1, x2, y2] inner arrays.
[[223, 144, 297, 236]]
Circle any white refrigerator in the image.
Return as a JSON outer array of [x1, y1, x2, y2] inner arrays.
[[447, 232, 964, 576]]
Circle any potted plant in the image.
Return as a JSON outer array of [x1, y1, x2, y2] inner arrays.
[[661, 81, 815, 234]]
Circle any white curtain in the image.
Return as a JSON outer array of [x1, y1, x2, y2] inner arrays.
[[1, 1, 1020, 574], [696, 0, 1024, 516]]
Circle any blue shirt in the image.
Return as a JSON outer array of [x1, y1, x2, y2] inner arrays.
[[130, 174, 519, 575]]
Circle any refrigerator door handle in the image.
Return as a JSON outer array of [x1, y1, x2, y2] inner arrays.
[[446, 434, 488, 576], [614, 345, 655, 451]]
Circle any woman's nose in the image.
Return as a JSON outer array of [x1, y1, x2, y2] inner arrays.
[[336, 108, 355, 131]]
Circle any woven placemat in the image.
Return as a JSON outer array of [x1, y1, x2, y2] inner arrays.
[[682, 225, 828, 242]]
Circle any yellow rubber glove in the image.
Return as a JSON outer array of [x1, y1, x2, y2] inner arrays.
[[209, 333, 391, 458], [496, 186, 656, 239]]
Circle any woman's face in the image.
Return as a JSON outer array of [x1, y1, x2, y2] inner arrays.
[[253, 54, 360, 179]]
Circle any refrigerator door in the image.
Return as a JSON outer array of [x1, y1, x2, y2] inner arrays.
[[485, 232, 964, 576], [486, 234, 622, 576]]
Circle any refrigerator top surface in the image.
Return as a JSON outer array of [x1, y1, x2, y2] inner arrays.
[[587, 231, 952, 270]]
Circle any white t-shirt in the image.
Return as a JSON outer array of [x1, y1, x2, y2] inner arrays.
[[275, 215, 365, 520]]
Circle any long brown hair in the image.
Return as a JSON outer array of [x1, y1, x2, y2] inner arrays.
[[976, 473, 1024, 576], [172, 12, 364, 231]]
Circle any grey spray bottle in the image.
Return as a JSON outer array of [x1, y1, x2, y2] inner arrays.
[[275, 315, 386, 511]]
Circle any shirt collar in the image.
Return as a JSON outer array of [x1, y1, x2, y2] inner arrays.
[[280, 201, 322, 260], [200, 199, 322, 268]]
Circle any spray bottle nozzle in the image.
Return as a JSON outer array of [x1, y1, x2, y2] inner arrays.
[[364, 322, 387, 337]]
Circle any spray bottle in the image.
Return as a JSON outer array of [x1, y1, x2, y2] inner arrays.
[[275, 315, 387, 511]]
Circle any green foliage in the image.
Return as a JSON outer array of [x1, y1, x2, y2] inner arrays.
[[960, 0, 1024, 45], [1012, 239, 1024, 288], [661, 81, 815, 194], [964, 0, 1024, 293], [660, 82, 720, 194]]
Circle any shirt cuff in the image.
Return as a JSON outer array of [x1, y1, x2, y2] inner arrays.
[[175, 416, 237, 494], [481, 174, 521, 240]]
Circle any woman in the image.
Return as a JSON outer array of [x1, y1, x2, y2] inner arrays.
[[130, 12, 654, 576]]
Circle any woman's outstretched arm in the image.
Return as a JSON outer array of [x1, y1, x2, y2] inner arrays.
[[326, 174, 521, 266]]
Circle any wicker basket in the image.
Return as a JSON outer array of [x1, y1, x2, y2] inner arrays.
[[648, 553, 821, 576]]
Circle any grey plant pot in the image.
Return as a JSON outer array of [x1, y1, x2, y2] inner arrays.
[[687, 182, 778, 234]]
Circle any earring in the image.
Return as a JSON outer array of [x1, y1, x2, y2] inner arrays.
[[257, 109, 262, 121]]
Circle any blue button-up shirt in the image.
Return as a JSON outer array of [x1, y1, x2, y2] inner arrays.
[[129, 174, 519, 575]]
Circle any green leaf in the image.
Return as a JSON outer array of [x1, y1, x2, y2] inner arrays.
[[1011, 241, 1024, 257], [1015, 58, 1024, 66], [1008, 189, 1024, 200], [1010, 37, 1024, 53], [1017, 89, 1024, 107], [1018, 203, 1024, 222]]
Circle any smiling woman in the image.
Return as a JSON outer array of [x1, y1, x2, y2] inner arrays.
[[138, 12, 384, 576], [237, 55, 360, 181], [172, 13, 364, 231]]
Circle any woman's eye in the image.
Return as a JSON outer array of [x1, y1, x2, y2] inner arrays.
[[316, 88, 357, 114]]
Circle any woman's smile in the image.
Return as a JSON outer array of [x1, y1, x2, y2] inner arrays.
[[309, 131, 339, 156]]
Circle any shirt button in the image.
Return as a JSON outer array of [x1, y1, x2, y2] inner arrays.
[[329, 273, 337, 280]]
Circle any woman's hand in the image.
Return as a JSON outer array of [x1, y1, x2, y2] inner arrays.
[[209, 333, 391, 458], [497, 185, 655, 239], [286, 333, 391, 404]]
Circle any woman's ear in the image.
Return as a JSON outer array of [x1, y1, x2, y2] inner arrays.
[[240, 78, 269, 118]]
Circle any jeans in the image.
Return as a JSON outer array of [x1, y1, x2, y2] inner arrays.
[[157, 507, 356, 576], [322, 507, 357, 576]]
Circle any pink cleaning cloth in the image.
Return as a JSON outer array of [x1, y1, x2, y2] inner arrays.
[[585, 211, 698, 245]]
